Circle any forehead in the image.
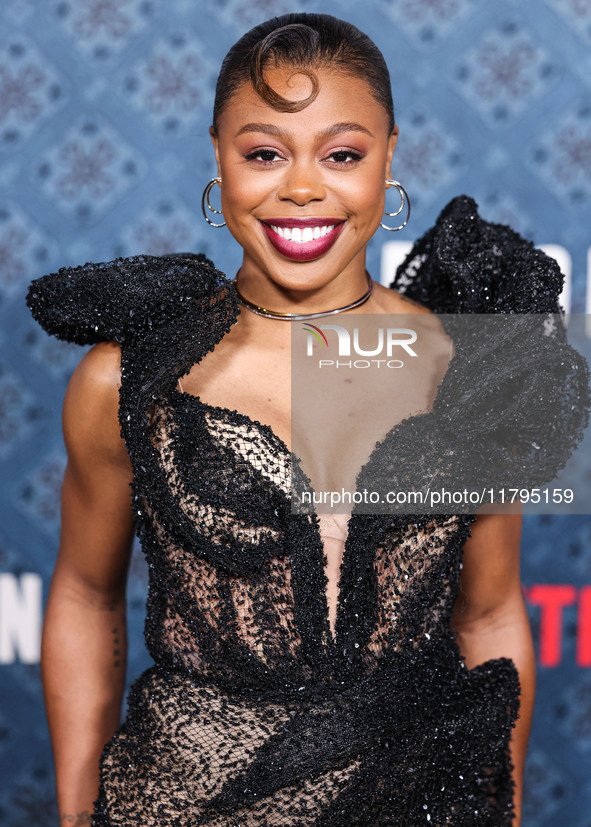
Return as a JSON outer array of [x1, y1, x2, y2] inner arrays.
[[217, 65, 390, 135]]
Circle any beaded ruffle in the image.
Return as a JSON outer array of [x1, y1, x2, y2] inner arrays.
[[26, 196, 590, 825]]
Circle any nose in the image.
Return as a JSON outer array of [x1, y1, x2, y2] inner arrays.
[[277, 160, 326, 206]]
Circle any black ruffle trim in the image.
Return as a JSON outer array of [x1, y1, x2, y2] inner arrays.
[[25, 252, 227, 345]]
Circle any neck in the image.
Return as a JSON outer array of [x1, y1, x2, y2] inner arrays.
[[234, 261, 372, 319]]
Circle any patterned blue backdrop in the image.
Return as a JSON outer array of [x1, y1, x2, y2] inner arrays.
[[1, 0, 591, 824]]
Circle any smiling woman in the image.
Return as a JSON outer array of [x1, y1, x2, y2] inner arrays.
[[24, 11, 588, 827], [211, 66, 397, 292]]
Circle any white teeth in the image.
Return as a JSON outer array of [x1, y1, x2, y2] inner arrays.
[[269, 224, 336, 243]]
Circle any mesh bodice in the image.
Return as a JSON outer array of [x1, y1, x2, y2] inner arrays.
[[143, 391, 467, 677], [26, 196, 590, 826], [97, 389, 517, 826]]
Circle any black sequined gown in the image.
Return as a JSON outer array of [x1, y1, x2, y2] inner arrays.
[[26, 197, 589, 826]]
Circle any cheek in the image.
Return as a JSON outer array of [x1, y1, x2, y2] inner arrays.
[[219, 171, 271, 226], [345, 171, 386, 225], [333, 150, 387, 221], [217, 144, 257, 222]]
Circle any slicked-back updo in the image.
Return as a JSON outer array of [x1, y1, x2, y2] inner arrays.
[[212, 13, 395, 135]]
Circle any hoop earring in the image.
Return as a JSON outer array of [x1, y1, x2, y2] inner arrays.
[[380, 180, 411, 231], [201, 177, 225, 228]]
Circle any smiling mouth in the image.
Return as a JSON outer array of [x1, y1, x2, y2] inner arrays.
[[260, 219, 346, 262]]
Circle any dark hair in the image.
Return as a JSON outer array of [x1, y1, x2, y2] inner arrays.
[[212, 13, 395, 134]]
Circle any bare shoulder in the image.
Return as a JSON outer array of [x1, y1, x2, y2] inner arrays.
[[393, 291, 433, 315], [63, 342, 131, 472], [371, 282, 433, 315], [65, 341, 122, 412], [369, 282, 454, 366]]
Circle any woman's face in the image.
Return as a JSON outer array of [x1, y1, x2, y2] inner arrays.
[[211, 65, 398, 295]]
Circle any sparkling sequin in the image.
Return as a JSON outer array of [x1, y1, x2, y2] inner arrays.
[[25, 196, 589, 825]]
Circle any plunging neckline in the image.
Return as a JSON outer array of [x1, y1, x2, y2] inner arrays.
[[169, 385, 439, 647], [167, 282, 454, 649], [170, 386, 345, 644]]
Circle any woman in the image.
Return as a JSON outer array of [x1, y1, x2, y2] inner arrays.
[[27, 12, 585, 827]]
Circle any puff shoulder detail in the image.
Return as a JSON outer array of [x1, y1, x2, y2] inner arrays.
[[391, 195, 564, 314], [25, 252, 232, 346]]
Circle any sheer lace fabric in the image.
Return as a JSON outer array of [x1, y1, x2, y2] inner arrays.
[[26, 196, 590, 825], [96, 385, 514, 825]]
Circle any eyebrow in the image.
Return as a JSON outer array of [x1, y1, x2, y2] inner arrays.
[[234, 121, 375, 140]]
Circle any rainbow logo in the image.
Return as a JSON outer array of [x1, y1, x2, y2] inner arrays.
[[302, 323, 329, 347]]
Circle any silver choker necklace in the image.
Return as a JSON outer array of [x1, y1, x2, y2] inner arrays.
[[234, 273, 374, 321]]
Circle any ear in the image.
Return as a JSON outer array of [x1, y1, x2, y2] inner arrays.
[[209, 126, 222, 178], [385, 126, 399, 181]]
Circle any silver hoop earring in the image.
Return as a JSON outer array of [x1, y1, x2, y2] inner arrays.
[[381, 180, 411, 231], [201, 177, 225, 228]]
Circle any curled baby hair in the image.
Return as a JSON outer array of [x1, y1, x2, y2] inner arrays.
[[212, 13, 395, 135]]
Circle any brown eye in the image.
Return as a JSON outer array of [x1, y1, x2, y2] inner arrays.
[[328, 150, 363, 164], [245, 149, 282, 163]]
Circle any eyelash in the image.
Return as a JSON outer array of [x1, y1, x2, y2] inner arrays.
[[244, 149, 363, 165]]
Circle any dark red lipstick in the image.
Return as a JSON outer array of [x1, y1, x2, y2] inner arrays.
[[260, 218, 346, 262]]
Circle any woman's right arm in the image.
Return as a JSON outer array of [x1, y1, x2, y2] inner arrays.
[[42, 342, 136, 826]]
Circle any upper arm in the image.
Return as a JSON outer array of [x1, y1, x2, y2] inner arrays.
[[55, 341, 136, 600], [451, 511, 524, 631]]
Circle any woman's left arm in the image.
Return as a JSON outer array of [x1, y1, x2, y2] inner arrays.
[[450, 511, 535, 827]]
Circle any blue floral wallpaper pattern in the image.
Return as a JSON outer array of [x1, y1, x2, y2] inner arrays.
[[1, 0, 591, 824]]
